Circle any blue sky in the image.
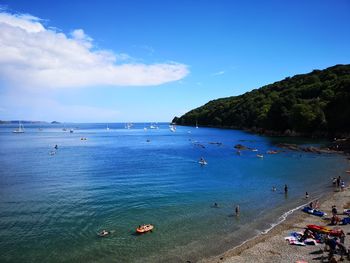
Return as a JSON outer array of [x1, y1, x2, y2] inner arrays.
[[0, 0, 349, 122]]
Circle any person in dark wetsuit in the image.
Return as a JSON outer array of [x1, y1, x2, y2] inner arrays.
[[235, 205, 240, 216], [284, 184, 288, 194]]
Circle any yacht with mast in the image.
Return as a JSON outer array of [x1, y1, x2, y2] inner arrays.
[[13, 121, 25, 133]]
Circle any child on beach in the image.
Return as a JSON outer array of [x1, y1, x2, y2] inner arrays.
[[341, 180, 345, 191]]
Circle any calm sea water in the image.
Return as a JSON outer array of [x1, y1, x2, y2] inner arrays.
[[0, 123, 348, 263]]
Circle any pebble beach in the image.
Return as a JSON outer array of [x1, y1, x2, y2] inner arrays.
[[204, 182, 350, 263]]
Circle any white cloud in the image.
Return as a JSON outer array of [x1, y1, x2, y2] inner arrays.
[[0, 12, 189, 89], [212, 70, 225, 76]]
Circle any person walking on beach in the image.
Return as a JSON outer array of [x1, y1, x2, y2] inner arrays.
[[337, 176, 341, 188], [332, 177, 337, 186], [235, 205, 240, 216], [341, 180, 345, 191]]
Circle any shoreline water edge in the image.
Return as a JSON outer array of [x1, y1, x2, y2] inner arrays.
[[202, 181, 350, 263]]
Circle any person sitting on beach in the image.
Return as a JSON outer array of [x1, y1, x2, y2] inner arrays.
[[332, 205, 338, 215], [331, 215, 341, 225], [300, 228, 315, 242], [309, 201, 314, 209], [314, 200, 320, 209]]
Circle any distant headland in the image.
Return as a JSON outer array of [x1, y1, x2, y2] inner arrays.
[[173, 64, 350, 138], [0, 120, 47, 124]]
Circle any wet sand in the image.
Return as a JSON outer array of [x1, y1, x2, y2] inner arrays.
[[202, 185, 350, 263]]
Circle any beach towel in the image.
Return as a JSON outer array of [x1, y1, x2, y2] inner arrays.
[[284, 236, 306, 246], [304, 238, 318, 245], [341, 217, 350, 225]]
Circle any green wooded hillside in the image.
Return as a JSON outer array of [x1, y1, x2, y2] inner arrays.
[[173, 64, 350, 136]]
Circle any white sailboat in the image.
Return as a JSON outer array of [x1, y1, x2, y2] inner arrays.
[[106, 124, 110, 130], [13, 121, 25, 133], [169, 125, 176, 132], [196, 121, 199, 129]]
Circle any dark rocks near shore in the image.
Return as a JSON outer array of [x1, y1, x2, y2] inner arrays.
[[328, 138, 350, 154], [234, 144, 251, 150], [275, 143, 343, 154]]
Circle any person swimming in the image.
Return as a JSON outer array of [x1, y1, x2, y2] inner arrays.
[[98, 229, 110, 237]]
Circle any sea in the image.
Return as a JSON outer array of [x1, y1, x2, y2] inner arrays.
[[0, 123, 348, 263]]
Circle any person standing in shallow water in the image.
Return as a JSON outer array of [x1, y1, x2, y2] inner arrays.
[[284, 184, 288, 193], [235, 205, 240, 216]]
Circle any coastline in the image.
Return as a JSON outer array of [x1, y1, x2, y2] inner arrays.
[[202, 185, 350, 263]]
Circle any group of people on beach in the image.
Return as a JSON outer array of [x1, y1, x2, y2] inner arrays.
[[332, 176, 346, 191]]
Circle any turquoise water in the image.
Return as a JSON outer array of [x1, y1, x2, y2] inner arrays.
[[0, 123, 348, 262]]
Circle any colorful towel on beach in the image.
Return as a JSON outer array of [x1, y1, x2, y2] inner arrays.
[[284, 236, 306, 246]]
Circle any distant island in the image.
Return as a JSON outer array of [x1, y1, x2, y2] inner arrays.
[[0, 120, 47, 124], [173, 64, 350, 138]]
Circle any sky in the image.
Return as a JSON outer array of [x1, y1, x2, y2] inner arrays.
[[0, 0, 349, 122]]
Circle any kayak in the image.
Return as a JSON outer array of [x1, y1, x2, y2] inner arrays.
[[302, 206, 326, 217], [307, 224, 331, 234], [136, 224, 154, 234]]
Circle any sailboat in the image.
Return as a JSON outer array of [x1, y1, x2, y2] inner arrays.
[[13, 121, 25, 133], [106, 124, 110, 131], [196, 121, 199, 129]]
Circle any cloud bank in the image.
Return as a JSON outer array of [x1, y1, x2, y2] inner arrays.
[[0, 12, 189, 89]]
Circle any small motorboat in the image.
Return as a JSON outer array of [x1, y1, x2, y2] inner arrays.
[[136, 224, 154, 234], [198, 158, 207, 165], [346, 170, 350, 174], [267, 150, 278, 154], [98, 230, 110, 237], [257, 154, 264, 158]]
